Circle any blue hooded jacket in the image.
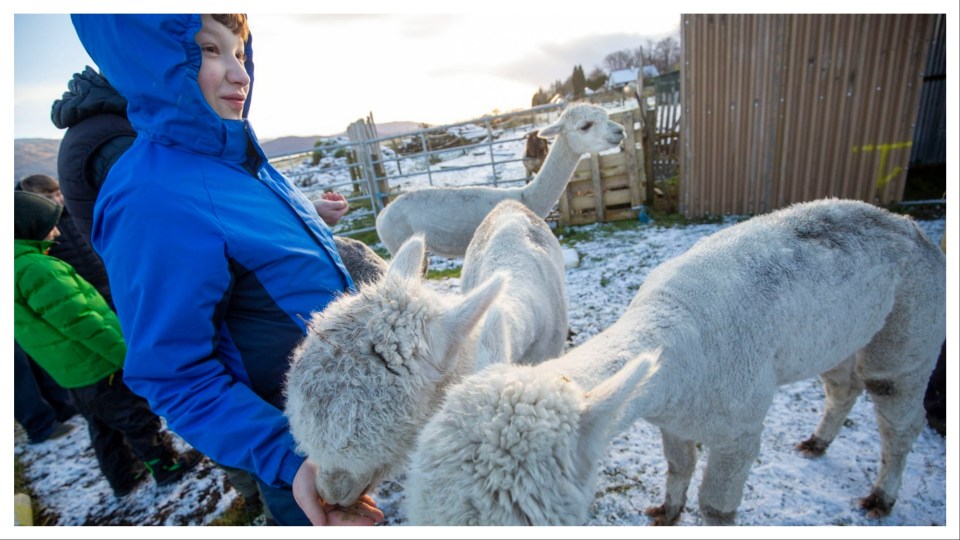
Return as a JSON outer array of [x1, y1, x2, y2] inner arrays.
[[72, 14, 354, 487]]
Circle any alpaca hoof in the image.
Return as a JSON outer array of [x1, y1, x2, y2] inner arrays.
[[700, 504, 737, 525], [859, 490, 894, 518], [644, 504, 680, 526], [795, 435, 828, 457]]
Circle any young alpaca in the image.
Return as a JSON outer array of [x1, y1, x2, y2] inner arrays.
[[463, 200, 567, 367], [284, 202, 568, 508], [375, 103, 624, 258], [405, 199, 946, 526]]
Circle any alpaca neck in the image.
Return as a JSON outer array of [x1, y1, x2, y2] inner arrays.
[[519, 136, 583, 216], [548, 309, 668, 429]]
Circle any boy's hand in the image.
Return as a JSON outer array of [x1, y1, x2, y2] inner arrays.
[[315, 192, 349, 226], [292, 460, 384, 526], [326, 495, 384, 526]]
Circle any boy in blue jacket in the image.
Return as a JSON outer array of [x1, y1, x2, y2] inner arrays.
[[71, 14, 382, 525]]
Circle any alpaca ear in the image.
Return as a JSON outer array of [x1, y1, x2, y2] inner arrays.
[[578, 353, 658, 451], [538, 119, 563, 139], [430, 273, 508, 365], [474, 305, 512, 369], [388, 234, 427, 279]]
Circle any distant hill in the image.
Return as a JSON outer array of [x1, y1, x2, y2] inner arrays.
[[14, 138, 61, 184], [260, 121, 423, 157], [13, 121, 424, 183]]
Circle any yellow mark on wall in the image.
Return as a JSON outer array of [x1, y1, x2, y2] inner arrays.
[[851, 141, 913, 190]]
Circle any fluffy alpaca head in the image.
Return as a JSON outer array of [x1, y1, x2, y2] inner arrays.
[[405, 358, 653, 525], [537, 103, 625, 154], [284, 236, 505, 506]]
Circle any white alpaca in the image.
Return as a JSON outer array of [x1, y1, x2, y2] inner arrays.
[[284, 201, 567, 507], [405, 199, 946, 526], [463, 200, 568, 367], [375, 103, 625, 258]]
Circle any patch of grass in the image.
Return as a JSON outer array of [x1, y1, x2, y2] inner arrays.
[[646, 208, 725, 227], [557, 210, 720, 247], [207, 496, 263, 526], [347, 228, 382, 247], [426, 266, 462, 280]]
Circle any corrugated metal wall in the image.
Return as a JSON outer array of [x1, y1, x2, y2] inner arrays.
[[910, 14, 946, 165], [680, 14, 937, 218]]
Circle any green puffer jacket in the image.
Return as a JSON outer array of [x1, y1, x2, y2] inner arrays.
[[14, 239, 125, 388]]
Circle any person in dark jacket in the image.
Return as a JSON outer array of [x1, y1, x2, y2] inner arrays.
[[14, 191, 202, 497], [50, 66, 137, 249], [70, 14, 382, 525]]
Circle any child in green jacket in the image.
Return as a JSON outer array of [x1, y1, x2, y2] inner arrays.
[[13, 191, 201, 497]]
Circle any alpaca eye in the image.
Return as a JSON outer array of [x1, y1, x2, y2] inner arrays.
[[579, 121, 594, 131]]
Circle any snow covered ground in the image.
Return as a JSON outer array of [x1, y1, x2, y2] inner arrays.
[[13, 212, 951, 533]]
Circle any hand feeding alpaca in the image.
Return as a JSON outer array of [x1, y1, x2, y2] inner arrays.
[[284, 201, 567, 508], [405, 199, 946, 525], [375, 103, 624, 258]]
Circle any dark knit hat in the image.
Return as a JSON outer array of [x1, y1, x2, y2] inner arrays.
[[14, 191, 62, 241]]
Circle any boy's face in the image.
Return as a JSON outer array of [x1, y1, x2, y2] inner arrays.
[[194, 14, 250, 120], [44, 225, 61, 243]]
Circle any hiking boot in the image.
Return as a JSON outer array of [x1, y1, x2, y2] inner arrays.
[[243, 491, 265, 515], [30, 422, 74, 444], [111, 465, 148, 498], [145, 449, 204, 486]]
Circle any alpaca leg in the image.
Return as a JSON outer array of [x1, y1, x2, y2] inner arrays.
[[645, 430, 697, 525], [697, 431, 762, 525], [856, 294, 942, 518], [858, 356, 932, 516], [859, 373, 927, 517], [797, 353, 864, 456]]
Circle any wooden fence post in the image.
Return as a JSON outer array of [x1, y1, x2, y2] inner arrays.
[[621, 109, 643, 213], [558, 186, 571, 227], [643, 108, 657, 206], [590, 153, 605, 222]]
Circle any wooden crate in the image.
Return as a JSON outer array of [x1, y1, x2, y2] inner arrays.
[[556, 111, 648, 227]]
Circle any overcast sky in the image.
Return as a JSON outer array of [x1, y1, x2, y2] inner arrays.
[[12, 10, 680, 141]]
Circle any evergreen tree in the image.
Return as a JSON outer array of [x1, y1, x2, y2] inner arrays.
[[586, 67, 608, 91], [531, 87, 550, 107], [572, 64, 586, 99]]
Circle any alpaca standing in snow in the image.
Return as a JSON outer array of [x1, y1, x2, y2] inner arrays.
[[405, 199, 946, 526], [462, 200, 567, 366], [284, 201, 567, 508], [375, 103, 624, 258]]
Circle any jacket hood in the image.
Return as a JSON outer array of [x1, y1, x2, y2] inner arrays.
[[71, 14, 255, 156], [50, 65, 129, 130]]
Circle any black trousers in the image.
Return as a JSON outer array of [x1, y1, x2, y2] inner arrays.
[[68, 370, 176, 491]]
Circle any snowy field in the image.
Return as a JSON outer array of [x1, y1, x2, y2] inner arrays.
[[14, 212, 950, 532]]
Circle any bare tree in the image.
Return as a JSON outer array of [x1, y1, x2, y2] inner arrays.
[[603, 49, 636, 71], [654, 35, 681, 73]]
